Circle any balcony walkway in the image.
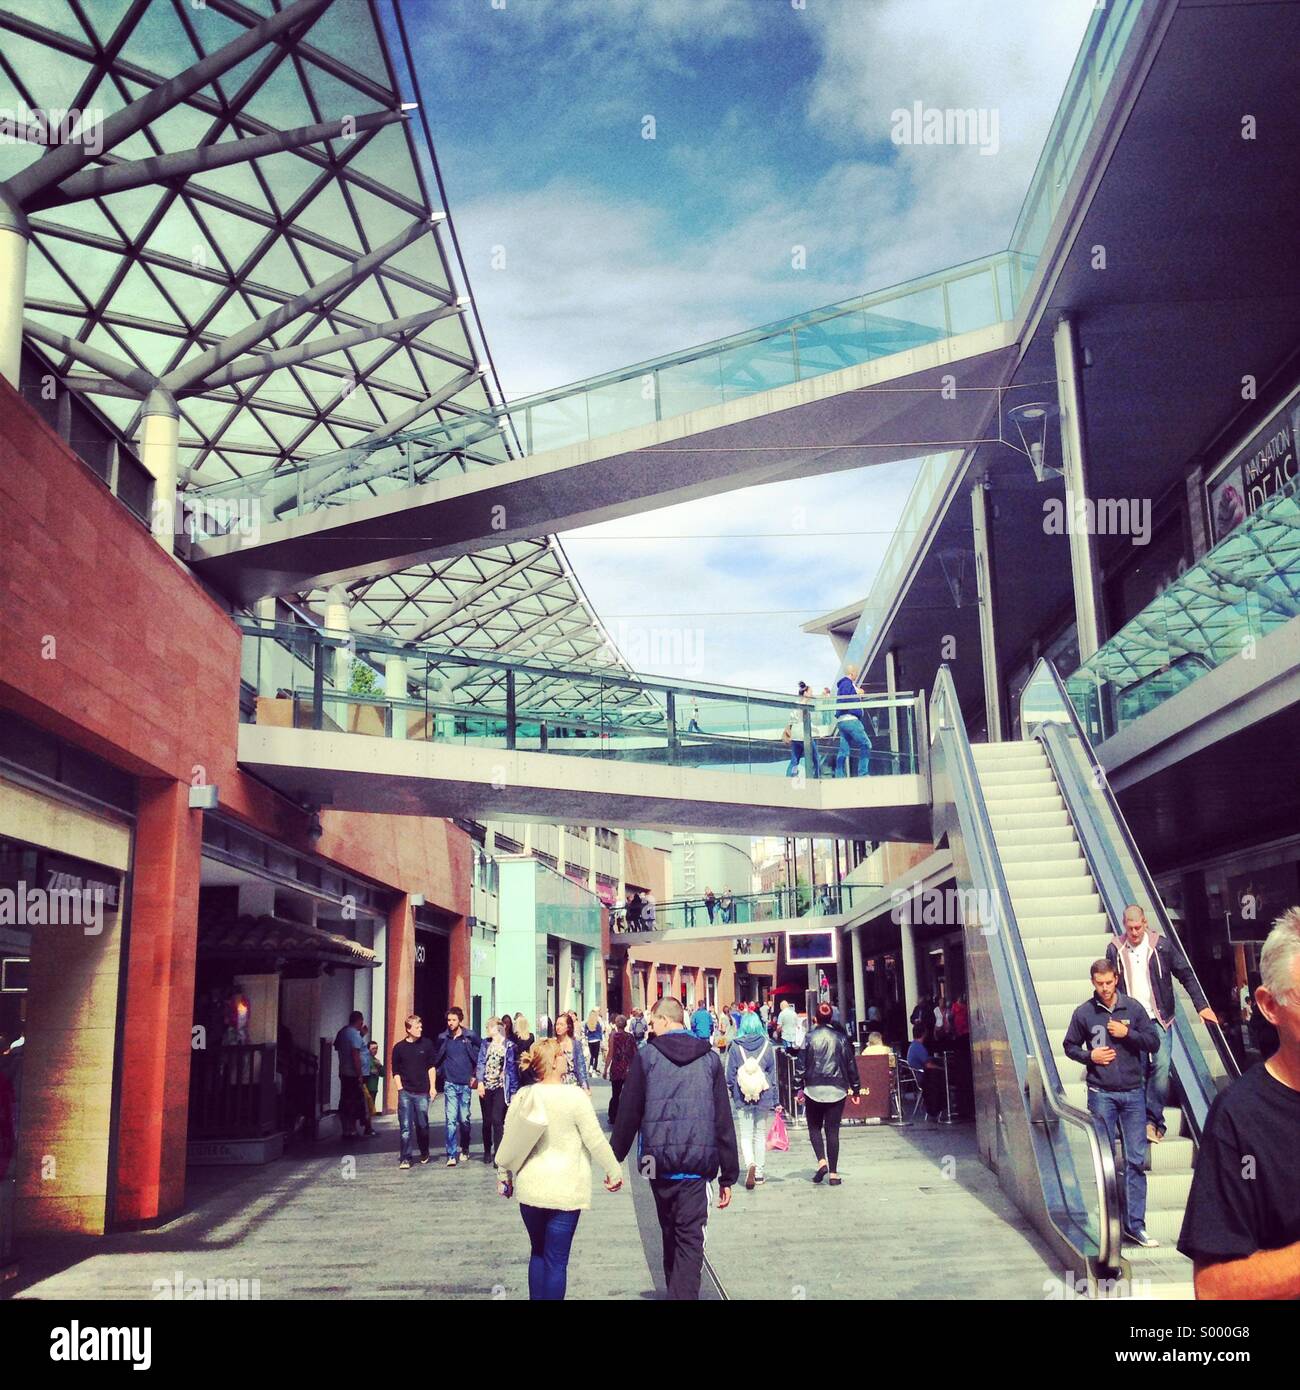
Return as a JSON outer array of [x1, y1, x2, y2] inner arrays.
[[8, 1080, 1061, 1302]]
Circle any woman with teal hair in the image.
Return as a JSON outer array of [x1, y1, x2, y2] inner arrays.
[[724, 1008, 780, 1189]]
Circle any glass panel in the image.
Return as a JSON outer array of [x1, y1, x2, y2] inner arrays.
[[584, 375, 658, 438], [794, 310, 874, 376], [657, 354, 724, 417], [718, 332, 798, 401], [944, 268, 998, 335], [865, 284, 947, 355], [526, 394, 590, 454]]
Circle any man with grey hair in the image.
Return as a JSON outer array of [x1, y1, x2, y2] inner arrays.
[[1177, 908, 1300, 1298]]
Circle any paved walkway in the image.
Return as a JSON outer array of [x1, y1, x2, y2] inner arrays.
[[8, 1080, 1058, 1301]]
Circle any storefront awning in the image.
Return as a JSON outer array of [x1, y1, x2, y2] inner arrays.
[[199, 915, 377, 969]]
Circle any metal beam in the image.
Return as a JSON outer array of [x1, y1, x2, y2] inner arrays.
[[5, 0, 334, 206], [23, 319, 154, 394], [407, 553, 551, 641], [198, 304, 461, 390], [163, 216, 441, 392], [28, 108, 413, 211]]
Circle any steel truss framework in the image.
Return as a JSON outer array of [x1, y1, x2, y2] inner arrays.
[[0, 0, 636, 715]]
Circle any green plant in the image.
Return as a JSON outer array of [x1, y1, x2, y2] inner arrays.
[[349, 660, 381, 697]]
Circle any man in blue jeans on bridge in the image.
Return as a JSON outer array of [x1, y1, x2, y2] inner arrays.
[[1063, 958, 1162, 1248], [432, 1007, 480, 1167]]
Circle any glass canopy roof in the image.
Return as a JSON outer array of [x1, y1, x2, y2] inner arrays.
[[0, 0, 633, 713]]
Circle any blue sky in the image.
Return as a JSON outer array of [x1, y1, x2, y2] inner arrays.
[[406, 0, 1095, 691]]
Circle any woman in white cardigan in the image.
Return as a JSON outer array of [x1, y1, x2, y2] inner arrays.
[[496, 1037, 623, 1300]]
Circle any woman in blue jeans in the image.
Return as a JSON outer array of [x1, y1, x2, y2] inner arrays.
[[496, 1038, 623, 1300]]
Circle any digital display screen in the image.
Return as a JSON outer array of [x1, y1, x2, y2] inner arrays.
[[785, 930, 836, 964]]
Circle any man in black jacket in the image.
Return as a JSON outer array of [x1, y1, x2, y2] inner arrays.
[[1106, 904, 1219, 1144], [611, 996, 738, 1299], [1063, 959, 1161, 1247]]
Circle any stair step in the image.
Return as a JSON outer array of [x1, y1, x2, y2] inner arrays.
[[1009, 890, 1103, 917], [1023, 933, 1114, 962], [999, 839, 1083, 864], [972, 741, 1045, 762], [1147, 1137, 1194, 1174], [1003, 858, 1091, 884], [1026, 954, 1109, 983], [994, 825, 1078, 848], [976, 767, 1057, 789], [982, 792, 1066, 815], [989, 809, 1071, 831], [1016, 911, 1111, 936]]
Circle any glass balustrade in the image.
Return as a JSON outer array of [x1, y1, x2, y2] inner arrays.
[[608, 883, 878, 935], [239, 620, 922, 779], [1061, 483, 1300, 743]]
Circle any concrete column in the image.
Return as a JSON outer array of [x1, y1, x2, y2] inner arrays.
[[1053, 313, 1106, 662], [850, 925, 866, 1034], [385, 654, 407, 739], [112, 779, 203, 1227], [140, 389, 180, 555], [254, 597, 279, 697], [970, 478, 1004, 741], [0, 194, 29, 390], [324, 584, 351, 690], [556, 939, 573, 1014], [900, 915, 920, 1032], [588, 826, 598, 891]]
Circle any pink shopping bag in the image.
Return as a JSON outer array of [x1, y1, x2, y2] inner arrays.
[[766, 1107, 789, 1152]]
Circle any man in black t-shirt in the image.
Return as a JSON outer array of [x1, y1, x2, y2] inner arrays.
[[391, 1014, 437, 1170], [1178, 910, 1300, 1298]]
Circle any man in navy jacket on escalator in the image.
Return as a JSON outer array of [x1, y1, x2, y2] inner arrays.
[[1063, 958, 1161, 1248]]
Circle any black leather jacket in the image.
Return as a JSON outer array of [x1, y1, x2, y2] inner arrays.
[[798, 1022, 859, 1095]]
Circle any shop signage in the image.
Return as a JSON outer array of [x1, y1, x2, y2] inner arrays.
[[1205, 391, 1299, 544], [43, 852, 121, 911]]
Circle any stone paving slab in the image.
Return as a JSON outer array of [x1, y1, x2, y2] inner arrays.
[[8, 1080, 1058, 1301]]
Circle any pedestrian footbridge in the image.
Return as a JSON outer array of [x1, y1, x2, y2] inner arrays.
[[237, 619, 930, 838], [193, 255, 1018, 603]]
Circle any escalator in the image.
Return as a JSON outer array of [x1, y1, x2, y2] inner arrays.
[[929, 659, 1238, 1298]]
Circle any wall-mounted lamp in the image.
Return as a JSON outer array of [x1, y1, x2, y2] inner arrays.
[[938, 549, 970, 609]]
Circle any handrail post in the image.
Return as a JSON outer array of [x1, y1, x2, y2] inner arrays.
[[802, 705, 817, 779], [666, 690, 678, 765], [505, 670, 516, 750]]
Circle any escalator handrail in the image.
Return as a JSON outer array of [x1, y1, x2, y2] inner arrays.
[[930, 666, 1122, 1270], [1023, 658, 1242, 1102]]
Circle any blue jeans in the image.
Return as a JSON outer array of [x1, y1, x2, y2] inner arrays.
[[1146, 1021, 1173, 1132], [520, 1205, 580, 1300], [397, 1089, 430, 1162], [443, 1082, 473, 1158], [786, 740, 804, 776], [1088, 1086, 1148, 1231], [834, 716, 871, 777]]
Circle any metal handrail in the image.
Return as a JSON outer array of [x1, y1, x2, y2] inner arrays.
[[930, 664, 1122, 1270], [1022, 659, 1242, 1123]]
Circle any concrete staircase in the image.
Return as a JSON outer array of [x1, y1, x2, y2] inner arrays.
[[971, 739, 1196, 1299]]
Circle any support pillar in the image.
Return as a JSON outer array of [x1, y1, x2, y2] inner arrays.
[[556, 939, 573, 1014], [112, 779, 203, 1227], [254, 596, 279, 697], [384, 895, 415, 1111], [140, 388, 180, 556], [385, 654, 407, 739], [0, 193, 29, 390], [850, 925, 866, 1037], [324, 584, 352, 691], [1054, 313, 1106, 662], [970, 478, 1004, 741], [900, 915, 920, 1036]]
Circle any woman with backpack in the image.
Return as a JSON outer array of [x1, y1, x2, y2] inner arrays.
[[725, 1010, 779, 1190], [797, 1001, 861, 1186]]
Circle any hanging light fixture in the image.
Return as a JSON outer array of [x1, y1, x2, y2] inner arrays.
[[1006, 400, 1062, 483], [938, 549, 970, 608]]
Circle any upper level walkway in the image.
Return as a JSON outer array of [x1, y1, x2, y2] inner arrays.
[[607, 884, 878, 949], [238, 620, 931, 838], [191, 255, 1020, 602]]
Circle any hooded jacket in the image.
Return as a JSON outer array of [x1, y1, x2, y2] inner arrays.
[[610, 1029, 740, 1186]]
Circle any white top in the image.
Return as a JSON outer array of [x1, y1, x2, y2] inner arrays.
[[1119, 936, 1157, 1018], [501, 1084, 620, 1211]]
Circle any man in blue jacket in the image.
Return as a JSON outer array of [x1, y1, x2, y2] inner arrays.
[[431, 1007, 480, 1167], [1106, 904, 1219, 1144], [611, 997, 738, 1299], [1063, 958, 1161, 1247]]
